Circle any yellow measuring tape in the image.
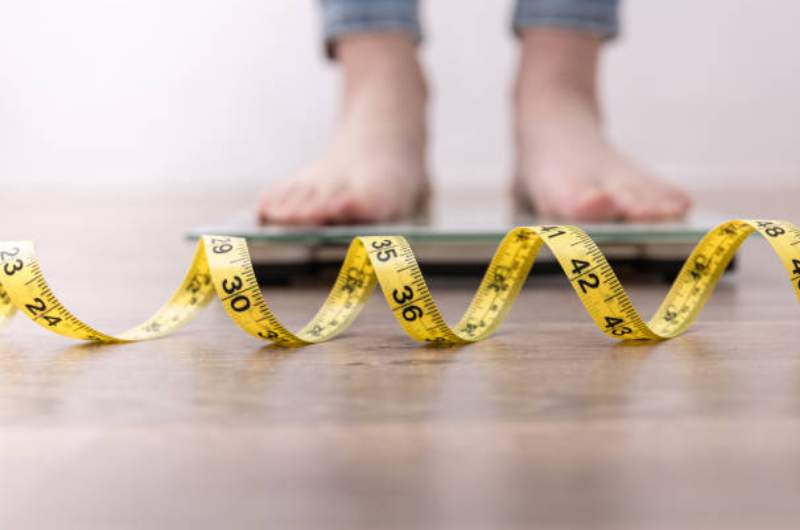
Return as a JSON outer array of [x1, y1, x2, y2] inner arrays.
[[0, 219, 798, 345]]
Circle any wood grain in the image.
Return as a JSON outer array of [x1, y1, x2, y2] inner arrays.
[[0, 188, 798, 530]]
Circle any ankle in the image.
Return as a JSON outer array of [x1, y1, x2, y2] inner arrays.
[[333, 32, 428, 130], [514, 28, 601, 115], [336, 32, 427, 90]]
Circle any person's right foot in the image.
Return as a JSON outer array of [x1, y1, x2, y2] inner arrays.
[[259, 32, 429, 225]]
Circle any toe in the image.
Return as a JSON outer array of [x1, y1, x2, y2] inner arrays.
[[543, 176, 620, 221], [516, 160, 621, 222], [614, 187, 658, 221], [259, 182, 295, 223], [322, 191, 358, 224], [334, 191, 385, 224], [257, 193, 272, 224], [665, 187, 693, 216], [269, 184, 305, 223], [325, 180, 408, 224], [298, 187, 343, 225], [566, 189, 620, 222], [615, 180, 692, 221], [282, 187, 326, 225]]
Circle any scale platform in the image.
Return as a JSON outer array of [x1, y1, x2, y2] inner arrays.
[[188, 195, 732, 285]]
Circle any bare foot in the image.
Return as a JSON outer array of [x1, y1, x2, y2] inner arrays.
[[259, 32, 428, 225], [514, 29, 691, 222]]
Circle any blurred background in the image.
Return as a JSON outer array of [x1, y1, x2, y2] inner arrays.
[[1, 0, 798, 200]]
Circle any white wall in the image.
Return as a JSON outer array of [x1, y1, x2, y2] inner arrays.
[[1, 0, 798, 196]]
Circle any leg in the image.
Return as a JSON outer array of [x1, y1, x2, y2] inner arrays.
[[259, 1, 428, 225], [512, 1, 691, 221]]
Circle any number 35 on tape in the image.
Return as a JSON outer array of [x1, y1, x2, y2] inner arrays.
[[0, 219, 798, 345]]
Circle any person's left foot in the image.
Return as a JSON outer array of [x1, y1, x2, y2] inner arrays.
[[513, 29, 692, 222]]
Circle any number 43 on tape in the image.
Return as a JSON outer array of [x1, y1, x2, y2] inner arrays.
[[0, 219, 798, 345]]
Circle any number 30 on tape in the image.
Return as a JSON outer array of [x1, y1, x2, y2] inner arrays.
[[0, 219, 798, 345]]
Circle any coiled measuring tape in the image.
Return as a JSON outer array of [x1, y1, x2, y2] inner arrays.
[[0, 219, 798, 345]]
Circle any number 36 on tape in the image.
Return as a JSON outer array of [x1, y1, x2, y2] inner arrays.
[[0, 219, 798, 345]]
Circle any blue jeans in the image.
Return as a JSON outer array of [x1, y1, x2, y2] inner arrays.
[[320, 0, 619, 56]]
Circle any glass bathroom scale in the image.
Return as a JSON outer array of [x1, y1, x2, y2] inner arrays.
[[188, 199, 731, 285]]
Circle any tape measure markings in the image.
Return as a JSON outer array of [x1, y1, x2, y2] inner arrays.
[[0, 219, 798, 345]]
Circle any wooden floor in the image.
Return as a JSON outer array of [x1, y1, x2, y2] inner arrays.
[[1, 188, 798, 530]]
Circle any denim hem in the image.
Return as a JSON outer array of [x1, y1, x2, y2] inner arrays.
[[513, 0, 620, 40], [321, 2, 421, 59]]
